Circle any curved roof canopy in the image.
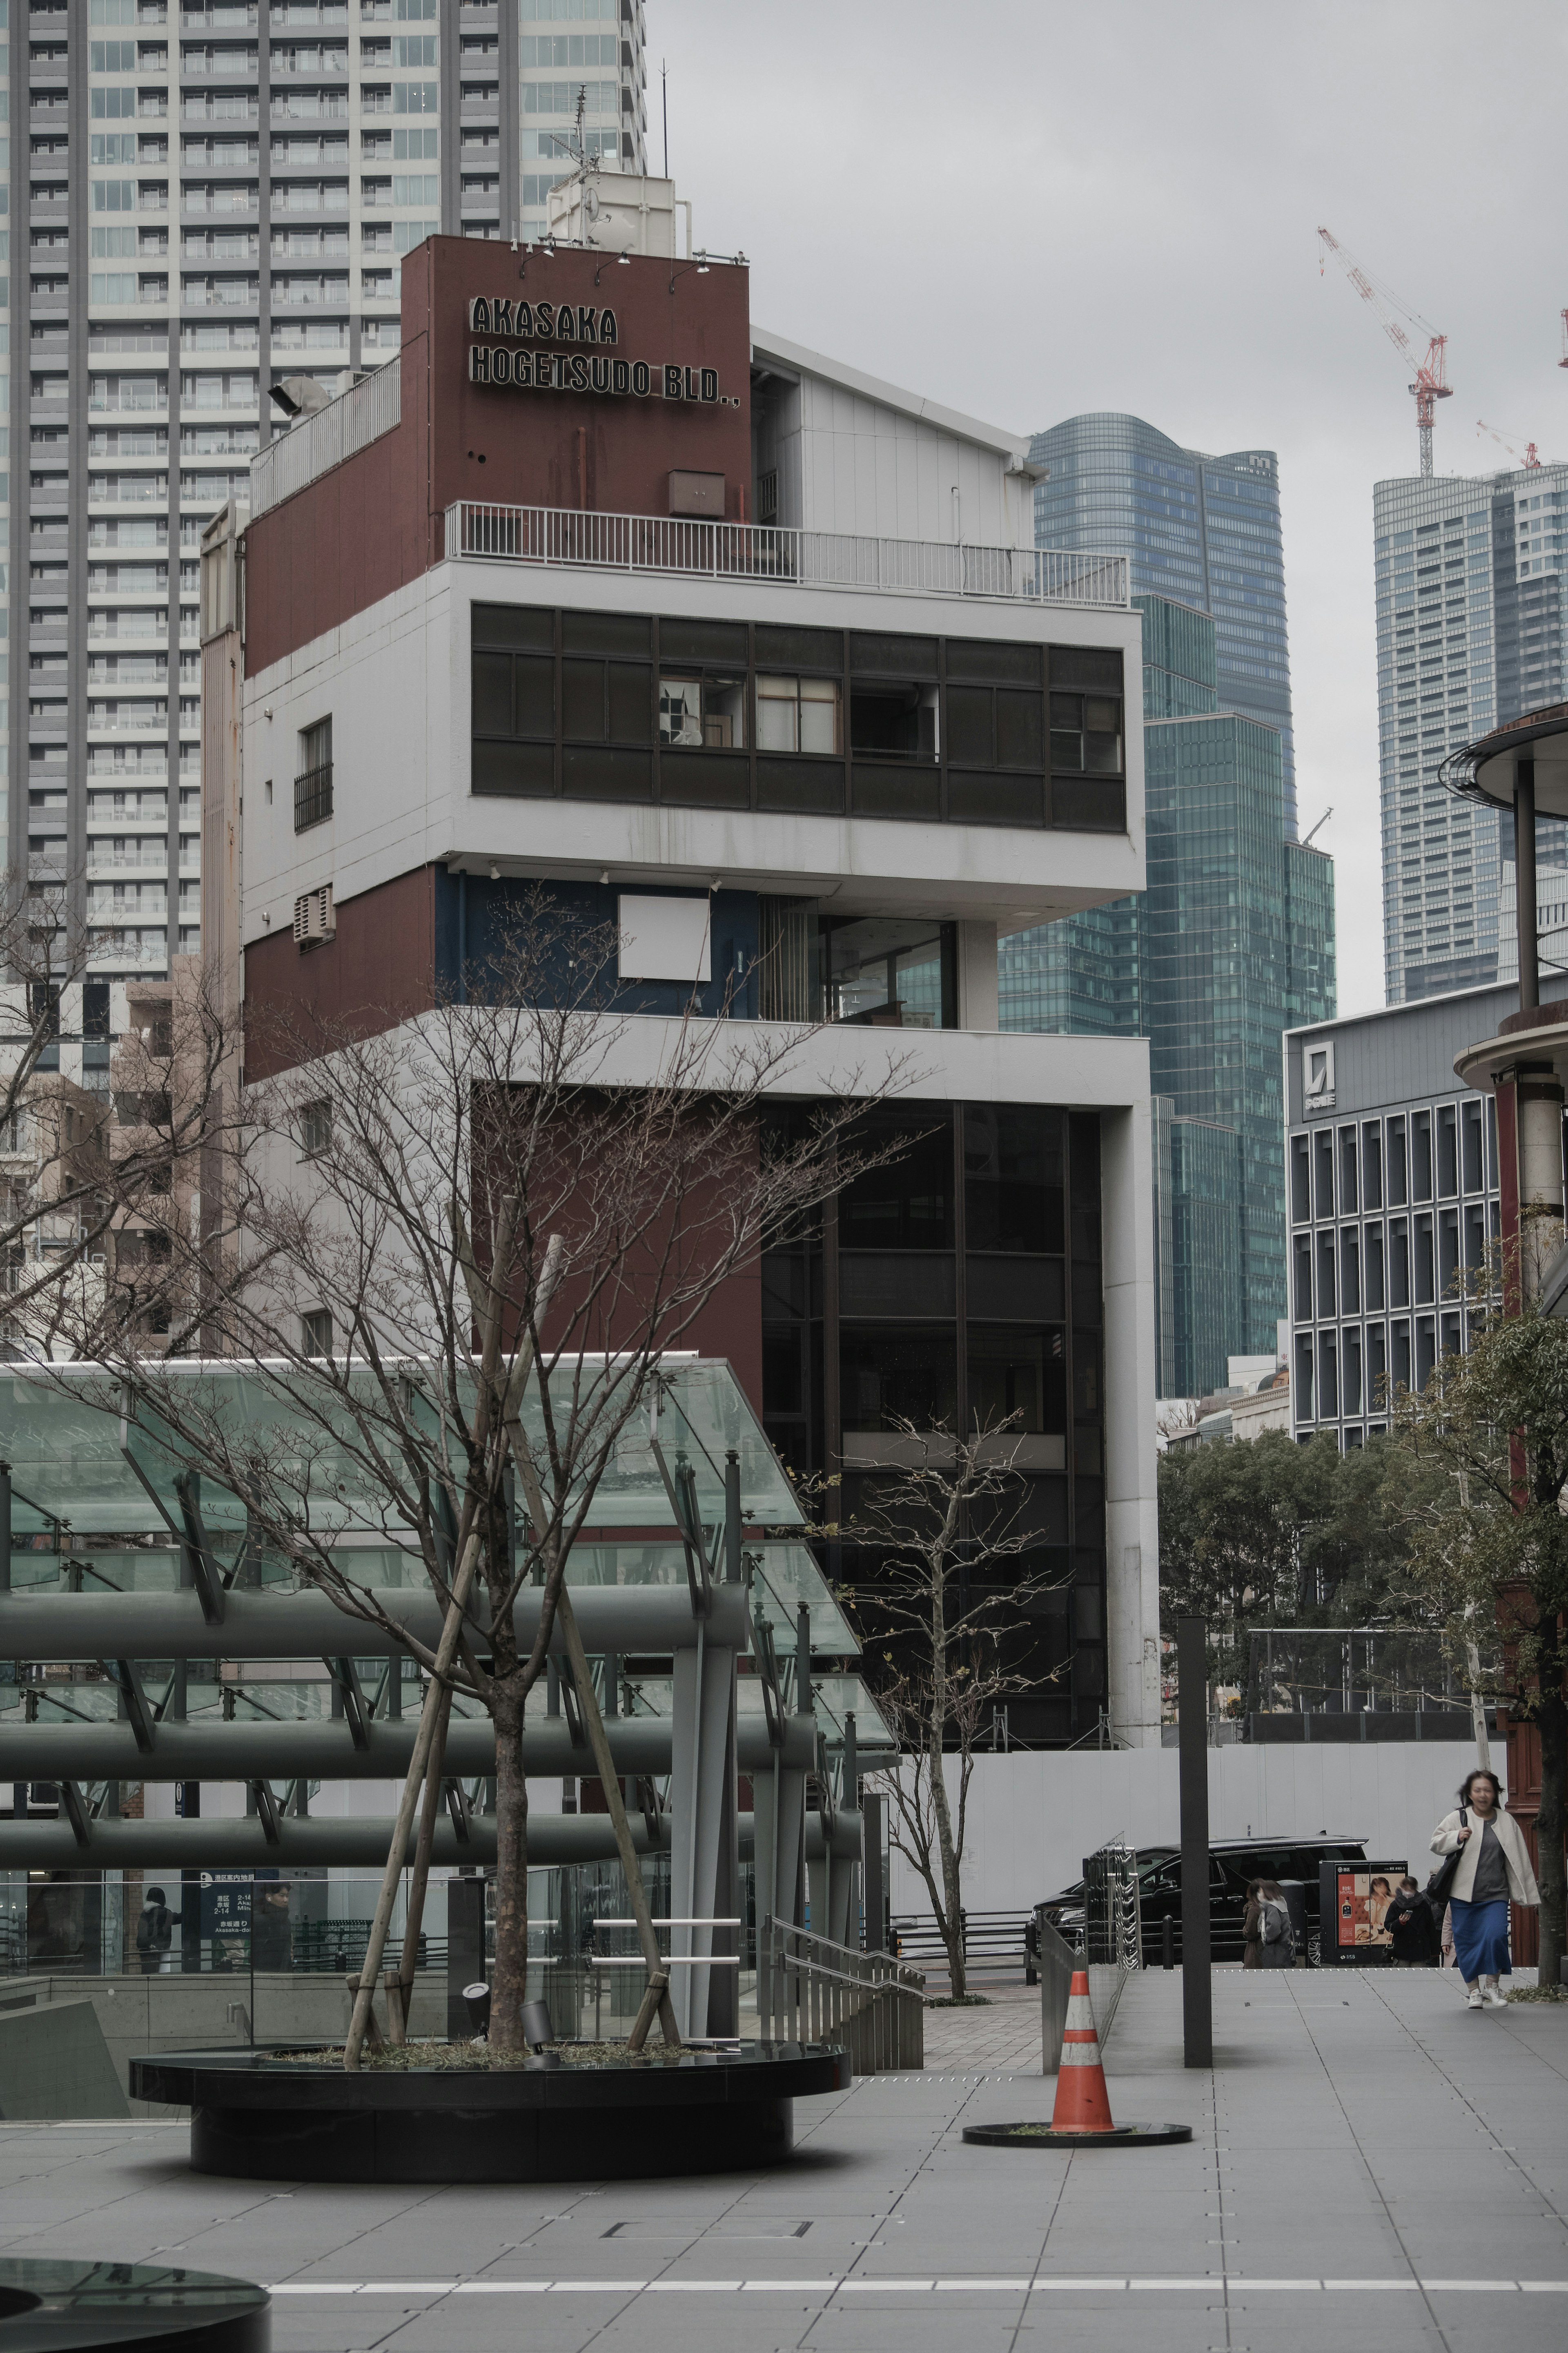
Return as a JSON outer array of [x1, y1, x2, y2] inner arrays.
[[1444, 703, 1568, 816]]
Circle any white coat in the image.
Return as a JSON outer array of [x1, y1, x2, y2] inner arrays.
[[1430, 1807, 1540, 1907]]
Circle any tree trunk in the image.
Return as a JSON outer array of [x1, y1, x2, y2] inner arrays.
[[927, 1739, 966, 2000], [488, 1689, 528, 2052], [1535, 1634, 1566, 1991]]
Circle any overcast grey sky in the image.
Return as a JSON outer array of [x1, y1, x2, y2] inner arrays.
[[657, 0, 1568, 1016]]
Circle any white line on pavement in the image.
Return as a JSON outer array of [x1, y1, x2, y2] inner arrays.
[[262, 2276, 1568, 2296]]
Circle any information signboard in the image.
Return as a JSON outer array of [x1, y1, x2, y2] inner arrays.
[[1318, 1859, 1411, 1963]]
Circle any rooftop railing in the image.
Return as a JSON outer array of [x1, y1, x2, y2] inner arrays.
[[443, 502, 1131, 610]]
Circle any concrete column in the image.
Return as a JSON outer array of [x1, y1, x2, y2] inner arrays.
[[956, 921, 1000, 1030], [1516, 763, 1539, 1011], [668, 1637, 739, 2038], [1515, 1060, 1566, 1301], [1100, 1095, 1161, 1746]]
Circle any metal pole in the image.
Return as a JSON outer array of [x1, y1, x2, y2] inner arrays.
[[723, 1449, 741, 1582], [1516, 760, 1539, 1011], [1177, 1615, 1212, 2068], [0, 1460, 10, 1595]]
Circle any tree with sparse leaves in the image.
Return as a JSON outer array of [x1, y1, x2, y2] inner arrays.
[[1388, 1295, 1568, 1987], [61, 894, 904, 2063], [839, 1420, 1052, 2000]]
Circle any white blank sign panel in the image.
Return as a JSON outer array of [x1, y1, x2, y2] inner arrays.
[[617, 894, 712, 983]]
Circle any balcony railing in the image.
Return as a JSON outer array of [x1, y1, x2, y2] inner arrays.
[[443, 505, 1131, 611]]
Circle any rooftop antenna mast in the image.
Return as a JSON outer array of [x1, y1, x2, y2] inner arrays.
[[543, 87, 599, 243], [662, 60, 668, 180], [1317, 226, 1452, 476]]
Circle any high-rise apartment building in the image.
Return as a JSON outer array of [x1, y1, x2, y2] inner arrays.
[[11, 0, 648, 988], [1375, 462, 1568, 1004], [1000, 591, 1334, 1397], [1030, 413, 1297, 832]]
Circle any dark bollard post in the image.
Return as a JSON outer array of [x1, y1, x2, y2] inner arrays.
[[1178, 1615, 1212, 2067], [448, 1875, 487, 2043], [1162, 1913, 1175, 1972]]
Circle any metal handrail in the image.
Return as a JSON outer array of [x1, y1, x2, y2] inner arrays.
[[758, 1916, 924, 2072], [443, 502, 1130, 611]]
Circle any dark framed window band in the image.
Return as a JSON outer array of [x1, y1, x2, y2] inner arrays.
[[470, 604, 1127, 833]]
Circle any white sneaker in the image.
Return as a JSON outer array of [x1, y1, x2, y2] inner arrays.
[[1482, 1985, 1508, 2010], [1466, 1988, 1483, 2010]]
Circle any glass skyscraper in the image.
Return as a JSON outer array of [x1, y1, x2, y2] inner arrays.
[[13, 3, 647, 983], [1374, 462, 1568, 1003], [1031, 413, 1297, 834], [1002, 594, 1335, 1397]]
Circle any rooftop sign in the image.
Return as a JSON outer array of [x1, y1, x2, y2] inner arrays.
[[466, 295, 733, 405]]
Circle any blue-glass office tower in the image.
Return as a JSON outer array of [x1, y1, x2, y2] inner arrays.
[[1001, 594, 1336, 1397], [1031, 414, 1297, 834]]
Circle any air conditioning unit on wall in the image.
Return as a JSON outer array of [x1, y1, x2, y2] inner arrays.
[[293, 884, 335, 946]]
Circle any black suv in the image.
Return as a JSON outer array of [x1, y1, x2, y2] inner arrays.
[[1031, 1836, 1369, 1969]]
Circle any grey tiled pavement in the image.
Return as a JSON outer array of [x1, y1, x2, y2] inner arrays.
[[1, 1969, 1566, 2351]]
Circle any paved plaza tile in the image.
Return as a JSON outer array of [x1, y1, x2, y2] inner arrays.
[[0, 1969, 1564, 2350]]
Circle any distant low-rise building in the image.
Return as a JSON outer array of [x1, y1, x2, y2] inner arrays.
[[1285, 983, 1510, 1447]]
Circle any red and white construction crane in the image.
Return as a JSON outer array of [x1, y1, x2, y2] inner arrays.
[[1476, 420, 1542, 470], [1318, 227, 1452, 476]]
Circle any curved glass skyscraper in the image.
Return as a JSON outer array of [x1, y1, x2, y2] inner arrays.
[[1002, 416, 1331, 1396], [1031, 414, 1296, 833]]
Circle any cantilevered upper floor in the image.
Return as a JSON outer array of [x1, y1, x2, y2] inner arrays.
[[218, 231, 1143, 992]]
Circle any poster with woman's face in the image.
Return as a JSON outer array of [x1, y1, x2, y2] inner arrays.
[[1337, 1870, 1396, 1948]]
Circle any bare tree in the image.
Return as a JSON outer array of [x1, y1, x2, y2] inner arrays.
[[1154, 1396, 1201, 1449], [69, 894, 906, 2061], [839, 1420, 1057, 2000]]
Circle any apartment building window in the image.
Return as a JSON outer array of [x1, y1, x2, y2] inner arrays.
[[471, 605, 1127, 834], [294, 715, 333, 831], [756, 673, 840, 755], [299, 1099, 332, 1159], [302, 1308, 333, 1358]]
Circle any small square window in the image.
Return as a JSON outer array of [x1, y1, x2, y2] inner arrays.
[[299, 1098, 332, 1158], [302, 1307, 333, 1358]]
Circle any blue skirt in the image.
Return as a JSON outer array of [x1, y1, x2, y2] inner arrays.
[[1450, 1896, 1512, 1981]]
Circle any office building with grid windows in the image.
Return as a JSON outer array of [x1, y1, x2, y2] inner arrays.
[[11, 0, 647, 996], [1285, 985, 1509, 1447], [1376, 462, 1568, 1005], [998, 592, 1334, 1397]]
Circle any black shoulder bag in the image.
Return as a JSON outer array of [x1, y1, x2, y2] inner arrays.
[[1424, 1806, 1468, 1911]]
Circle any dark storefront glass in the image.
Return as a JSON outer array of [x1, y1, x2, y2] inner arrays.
[[760, 1097, 1107, 1746]]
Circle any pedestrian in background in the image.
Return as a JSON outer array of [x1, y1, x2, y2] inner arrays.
[[1385, 1876, 1437, 1967], [1242, 1878, 1295, 1969], [1430, 1769, 1539, 2010], [136, 1886, 173, 1976]]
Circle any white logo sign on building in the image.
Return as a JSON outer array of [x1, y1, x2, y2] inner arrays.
[[1303, 1039, 1336, 1115]]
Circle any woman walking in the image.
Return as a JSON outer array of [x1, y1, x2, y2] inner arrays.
[[1430, 1769, 1539, 2010], [1241, 1878, 1295, 1969]]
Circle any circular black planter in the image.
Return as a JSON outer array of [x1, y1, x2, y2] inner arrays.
[[962, 2120, 1193, 2150], [0, 2260, 267, 2353], [131, 2042, 849, 2184]]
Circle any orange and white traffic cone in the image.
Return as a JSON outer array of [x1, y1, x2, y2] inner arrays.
[[1049, 1968, 1115, 2132]]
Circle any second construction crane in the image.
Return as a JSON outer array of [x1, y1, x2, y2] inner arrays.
[[1319, 227, 1452, 476]]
